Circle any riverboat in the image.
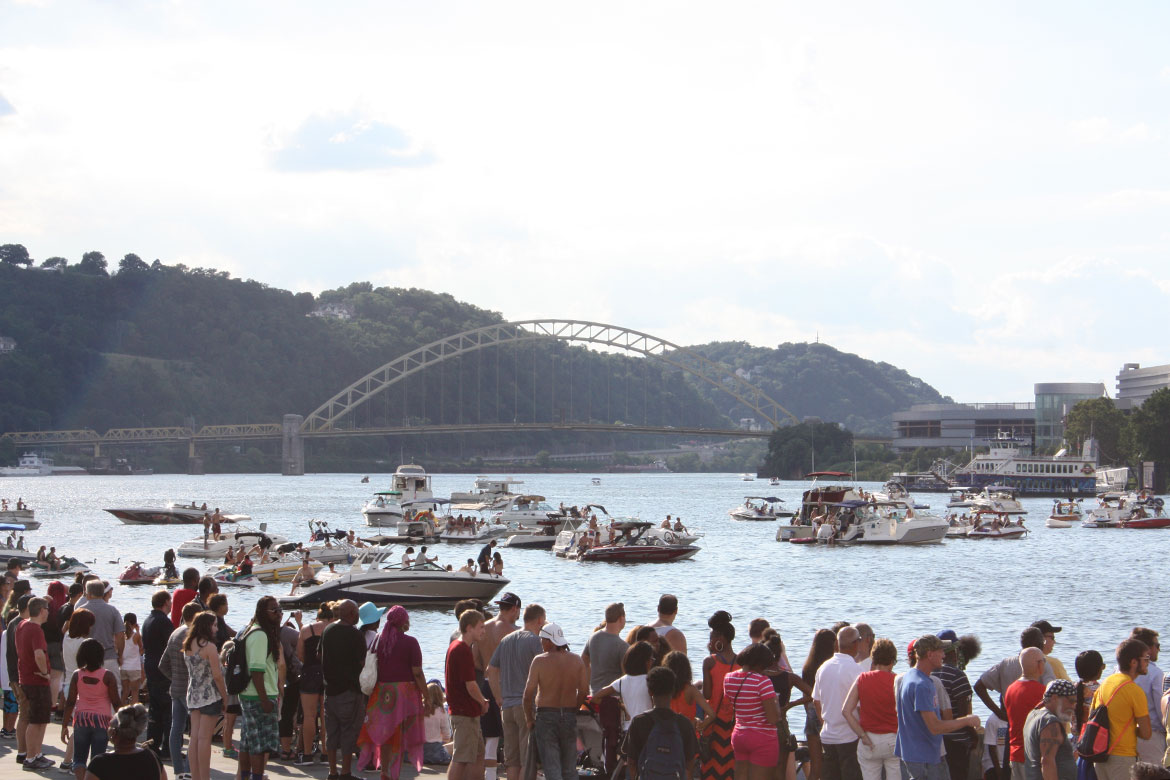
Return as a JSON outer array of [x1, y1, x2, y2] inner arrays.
[[0, 452, 87, 477], [949, 433, 1097, 497]]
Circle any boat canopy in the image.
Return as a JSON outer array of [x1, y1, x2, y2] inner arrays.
[[403, 498, 448, 507], [373, 491, 402, 496], [514, 495, 546, 502], [745, 496, 784, 502], [806, 471, 852, 478], [451, 502, 492, 511], [985, 485, 1018, 494], [0, 523, 26, 531]]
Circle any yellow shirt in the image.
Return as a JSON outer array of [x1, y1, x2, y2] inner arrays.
[[1046, 654, 1070, 681], [1091, 672, 1148, 757]]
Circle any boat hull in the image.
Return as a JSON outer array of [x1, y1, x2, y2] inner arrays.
[[0, 510, 38, 529], [578, 546, 699, 563], [967, 528, 1027, 539], [855, 524, 949, 545], [279, 571, 510, 608], [1120, 517, 1170, 529], [106, 508, 205, 524]]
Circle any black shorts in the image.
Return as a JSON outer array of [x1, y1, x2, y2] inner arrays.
[[479, 676, 502, 738], [300, 665, 324, 695], [20, 684, 52, 724]]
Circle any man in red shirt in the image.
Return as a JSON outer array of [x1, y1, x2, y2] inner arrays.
[[169, 567, 199, 627], [1004, 647, 1046, 780], [447, 609, 489, 780], [16, 596, 52, 771]]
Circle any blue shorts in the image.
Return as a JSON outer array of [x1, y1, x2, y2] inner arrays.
[[2, 690, 17, 714]]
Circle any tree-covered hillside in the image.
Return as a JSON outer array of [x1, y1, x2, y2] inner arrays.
[[681, 341, 951, 435]]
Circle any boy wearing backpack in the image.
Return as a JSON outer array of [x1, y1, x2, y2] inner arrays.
[[1084, 639, 1152, 780], [627, 667, 698, 780]]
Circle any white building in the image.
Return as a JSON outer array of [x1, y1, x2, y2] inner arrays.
[[1116, 363, 1170, 410], [0, 336, 15, 353], [309, 302, 354, 320]]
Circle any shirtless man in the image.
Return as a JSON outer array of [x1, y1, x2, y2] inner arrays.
[[474, 593, 521, 780], [288, 553, 316, 596], [523, 623, 588, 780], [648, 594, 687, 655]]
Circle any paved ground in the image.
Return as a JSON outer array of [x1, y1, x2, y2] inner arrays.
[[0, 739, 447, 779]]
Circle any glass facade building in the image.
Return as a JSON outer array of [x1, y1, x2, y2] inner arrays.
[[1033, 383, 1105, 450]]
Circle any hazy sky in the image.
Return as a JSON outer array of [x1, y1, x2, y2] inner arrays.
[[2, 1, 1168, 403]]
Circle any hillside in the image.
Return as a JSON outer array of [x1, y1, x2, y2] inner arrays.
[[683, 341, 951, 435]]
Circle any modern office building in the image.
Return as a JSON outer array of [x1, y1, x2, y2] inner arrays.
[[892, 381, 1105, 452], [1115, 363, 1170, 410], [1034, 382, 1106, 449]]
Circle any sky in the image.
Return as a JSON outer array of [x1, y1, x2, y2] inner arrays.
[[2, 1, 1169, 403]]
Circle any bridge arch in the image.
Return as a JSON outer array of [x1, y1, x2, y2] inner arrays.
[[301, 320, 798, 433]]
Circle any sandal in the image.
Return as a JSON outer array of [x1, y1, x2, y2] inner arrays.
[[278, 750, 295, 762]]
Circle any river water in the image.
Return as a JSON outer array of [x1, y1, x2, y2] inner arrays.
[[1, 471, 1163, 722]]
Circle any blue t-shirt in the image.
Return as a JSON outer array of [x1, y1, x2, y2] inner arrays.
[[895, 668, 943, 764]]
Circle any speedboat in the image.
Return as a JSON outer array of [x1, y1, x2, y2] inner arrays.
[[970, 486, 1027, 516], [777, 472, 865, 542], [741, 473, 756, 481], [104, 502, 230, 525], [177, 524, 288, 559], [573, 521, 700, 563], [0, 504, 39, 530], [946, 489, 979, 510], [362, 465, 439, 527], [728, 496, 792, 522], [440, 509, 506, 542], [591, 478, 602, 486], [847, 501, 948, 544], [449, 476, 525, 505], [945, 515, 975, 537], [278, 553, 511, 608], [966, 511, 1028, 539], [212, 554, 323, 583], [1085, 493, 1170, 528], [1047, 499, 1083, 527], [769, 477, 781, 486], [118, 561, 161, 585]]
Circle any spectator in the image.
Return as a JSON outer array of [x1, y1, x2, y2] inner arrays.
[[237, 596, 286, 780], [295, 601, 334, 765], [77, 580, 125, 697], [183, 612, 227, 780], [1004, 648, 1047, 780], [170, 569, 200, 627], [894, 634, 980, 780], [813, 626, 863, 780], [321, 600, 368, 779], [16, 596, 53, 770], [424, 682, 453, 765], [277, 609, 304, 762], [447, 609, 490, 780], [583, 602, 627, 775], [159, 599, 202, 779], [934, 630, 979, 780], [84, 703, 166, 779], [627, 666, 699, 780], [1129, 628, 1164, 764], [142, 590, 174, 760], [1089, 639, 1152, 780], [975, 627, 1056, 722], [842, 638, 899, 780], [60, 637, 120, 780], [1022, 679, 1077, 780], [489, 603, 547, 780], [724, 643, 782, 780], [523, 622, 588, 780]]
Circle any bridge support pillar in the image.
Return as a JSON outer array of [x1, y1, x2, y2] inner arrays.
[[282, 415, 305, 476]]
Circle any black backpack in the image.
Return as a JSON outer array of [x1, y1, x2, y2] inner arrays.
[[225, 626, 257, 696], [637, 711, 686, 780]]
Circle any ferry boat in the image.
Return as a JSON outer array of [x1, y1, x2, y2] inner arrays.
[[0, 452, 87, 477], [948, 433, 1097, 497]]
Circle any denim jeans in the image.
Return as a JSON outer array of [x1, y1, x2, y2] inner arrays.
[[534, 709, 577, 780], [170, 697, 190, 775], [901, 759, 950, 780], [73, 724, 109, 770], [146, 678, 172, 753]]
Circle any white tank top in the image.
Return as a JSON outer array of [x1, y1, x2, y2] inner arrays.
[[120, 633, 142, 671]]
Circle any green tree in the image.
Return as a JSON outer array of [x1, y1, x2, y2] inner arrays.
[[1130, 389, 1170, 468], [759, 422, 854, 479], [1064, 397, 1128, 464], [118, 253, 149, 274], [40, 256, 68, 271], [0, 244, 31, 266], [76, 251, 108, 276]]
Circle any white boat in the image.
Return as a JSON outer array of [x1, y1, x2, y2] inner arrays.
[[966, 511, 1028, 539], [1095, 466, 1130, 493], [769, 477, 781, 486], [211, 554, 323, 584], [489, 495, 565, 526], [842, 500, 949, 545], [177, 524, 288, 559], [1047, 499, 1083, 525], [591, 478, 602, 486], [0, 452, 87, 477], [945, 516, 975, 538], [279, 552, 511, 608], [1083, 492, 1168, 528], [776, 471, 865, 543], [740, 473, 756, 482], [440, 512, 507, 542], [728, 496, 792, 522], [970, 486, 1027, 516], [1045, 516, 1072, 529], [946, 489, 979, 509], [449, 476, 525, 505], [949, 432, 1097, 497], [362, 465, 438, 527]]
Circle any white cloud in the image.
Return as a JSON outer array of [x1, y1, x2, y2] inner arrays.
[[1088, 189, 1170, 212]]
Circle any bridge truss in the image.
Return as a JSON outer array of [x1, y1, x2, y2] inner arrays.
[[302, 319, 798, 433]]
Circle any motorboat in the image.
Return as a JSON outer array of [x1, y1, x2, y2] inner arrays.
[[295, 521, 379, 563], [0, 501, 39, 530], [573, 521, 700, 563], [591, 478, 602, 486], [1047, 499, 1083, 526], [741, 473, 756, 481], [440, 506, 510, 542], [970, 486, 1027, 516], [490, 495, 565, 526], [449, 476, 525, 505], [946, 489, 979, 509], [847, 501, 948, 544], [29, 557, 89, 577], [362, 464, 438, 527], [211, 554, 323, 584], [966, 511, 1028, 539], [278, 552, 511, 608], [104, 503, 236, 525], [1085, 492, 1170, 528], [776, 472, 865, 542], [177, 524, 288, 559], [945, 515, 975, 538], [209, 568, 259, 588], [0, 524, 35, 561], [118, 561, 161, 585], [728, 496, 793, 522], [769, 477, 781, 486]]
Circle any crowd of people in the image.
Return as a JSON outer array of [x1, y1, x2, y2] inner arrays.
[[2, 563, 1170, 780]]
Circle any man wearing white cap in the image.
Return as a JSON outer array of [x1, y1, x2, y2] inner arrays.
[[523, 623, 588, 780]]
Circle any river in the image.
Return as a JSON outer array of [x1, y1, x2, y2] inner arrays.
[[0, 471, 1162, 723]]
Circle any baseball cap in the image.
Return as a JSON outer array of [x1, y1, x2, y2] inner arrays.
[[495, 592, 521, 608], [539, 622, 569, 647], [1031, 620, 1062, 634], [936, 629, 959, 642]]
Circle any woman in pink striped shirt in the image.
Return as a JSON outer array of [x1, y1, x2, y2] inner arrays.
[[724, 644, 782, 780]]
